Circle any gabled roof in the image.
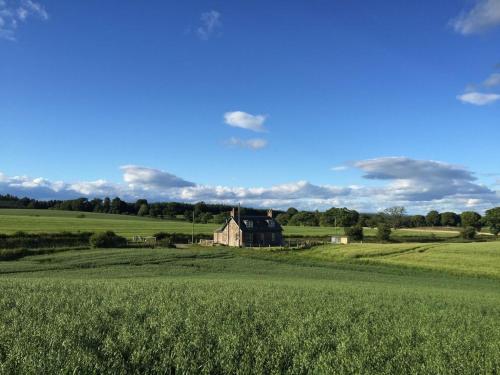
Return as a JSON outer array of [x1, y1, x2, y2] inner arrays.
[[214, 215, 283, 233]]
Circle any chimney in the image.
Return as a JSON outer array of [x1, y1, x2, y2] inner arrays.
[[267, 209, 273, 218], [230, 208, 236, 218]]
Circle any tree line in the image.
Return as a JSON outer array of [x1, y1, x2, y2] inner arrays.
[[0, 194, 272, 224]]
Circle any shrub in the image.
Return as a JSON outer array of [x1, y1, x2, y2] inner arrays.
[[490, 224, 500, 238], [377, 223, 391, 242], [461, 226, 477, 240], [90, 231, 127, 248], [345, 225, 364, 241], [0, 232, 92, 249]]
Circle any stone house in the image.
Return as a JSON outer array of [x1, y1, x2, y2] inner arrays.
[[214, 208, 283, 247]]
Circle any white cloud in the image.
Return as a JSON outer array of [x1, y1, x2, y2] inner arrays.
[[224, 111, 267, 132], [226, 137, 268, 150], [483, 72, 500, 87], [331, 166, 348, 171], [120, 165, 195, 189], [451, 0, 500, 35], [1, 158, 498, 213], [196, 10, 221, 40], [0, 0, 48, 41], [457, 92, 500, 105]]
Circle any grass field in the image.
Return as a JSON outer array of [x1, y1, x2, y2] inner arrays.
[[0, 209, 463, 238], [0, 242, 499, 373]]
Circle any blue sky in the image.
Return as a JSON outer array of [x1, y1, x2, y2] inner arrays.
[[1, 0, 500, 213]]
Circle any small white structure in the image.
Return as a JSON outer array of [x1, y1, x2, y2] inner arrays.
[[331, 236, 349, 245]]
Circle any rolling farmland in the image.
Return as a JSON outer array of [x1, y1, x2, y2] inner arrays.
[[0, 209, 463, 238]]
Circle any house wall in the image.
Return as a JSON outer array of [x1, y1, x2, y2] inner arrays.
[[243, 232, 283, 247], [214, 218, 283, 247], [213, 218, 242, 246]]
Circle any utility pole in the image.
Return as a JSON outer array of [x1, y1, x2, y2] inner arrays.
[[192, 210, 195, 245], [238, 202, 241, 247]]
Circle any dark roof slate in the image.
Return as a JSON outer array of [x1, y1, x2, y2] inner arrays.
[[214, 215, 283, 233]]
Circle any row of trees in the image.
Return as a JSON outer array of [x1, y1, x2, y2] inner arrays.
[[0, 195, 268, 224]]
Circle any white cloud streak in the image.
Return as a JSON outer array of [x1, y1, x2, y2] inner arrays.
[[451, 0, 500, 35], [196, 10, 221, 40], [226, 137, 268, 150], [457, 92, 500, 105], [0, 0, 48, 41], [483, 72, 500, 87]]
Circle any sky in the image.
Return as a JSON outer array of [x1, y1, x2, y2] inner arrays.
[[1, 0, 500, 213]]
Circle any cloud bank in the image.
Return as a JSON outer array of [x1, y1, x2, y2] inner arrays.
[[1, 157, 498, 213]]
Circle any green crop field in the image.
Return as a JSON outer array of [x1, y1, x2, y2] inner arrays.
[[0, 209, 463, 238], [1, 242, 499, 373]]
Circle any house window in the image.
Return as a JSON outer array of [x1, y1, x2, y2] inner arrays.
[[271, 233, 276, 242], [244, 220, 253, 228], [267, 220, 275, 228]]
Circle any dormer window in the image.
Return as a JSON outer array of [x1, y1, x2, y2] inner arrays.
[[244, 220, 253, 228], [267, 220, 275, 228]]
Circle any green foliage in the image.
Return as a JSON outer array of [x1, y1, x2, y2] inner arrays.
[[345, 225, 364, 241], [491, 224, 500, 238], [0, 231, 92, 250], [320, 207, 359, 227], [288, 211, 319, 226], [460, 226, 477, 240], [440, 212, 460, 227], [485, 208, 500, 237], [137, 203, 149, 216], [426, 210, 441, 226], [275, 213, 291, 225], [383, 206, 406, 229], [460, 211, 482, 230], [89, 231, 127, 248], [410, 215, 426, 227], [376, 223, 392, 241]]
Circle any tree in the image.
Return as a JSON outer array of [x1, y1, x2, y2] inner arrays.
[[376, 223, 391, 242], [276, 213, 291, 225], [288, 212, 319, 226], [345, 225, 364, 241], [213, 212, 229, 224], [440, 212, 460, 227], [183, 210, 193, 222], [460, 226, 477, 240], [320, 208, 359, 227], [460, 211, 482, 231], [425, 210, 441, 226], [484, 207, 500, 238], [137, 204, 149, 217], [149, 205, 162, 218], [490, 224, 500, 238], [286, 207, 299, 216], [410, 215, 426, 228], [102, 197, 111, 213], [134, 199, 148, 214], [383, 206, 407, 229]]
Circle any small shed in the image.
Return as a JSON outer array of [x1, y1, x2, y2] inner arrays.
[[331, 236, 349, 245]]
